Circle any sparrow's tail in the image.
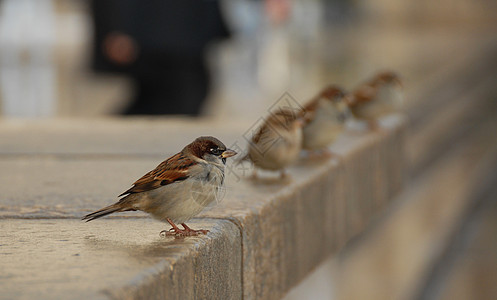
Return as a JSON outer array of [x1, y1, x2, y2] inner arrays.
[[82, 203, 129, 222]]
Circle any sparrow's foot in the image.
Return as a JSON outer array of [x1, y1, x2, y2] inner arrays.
[[160, 229, 205, 237], [181, 223, 209, 235], [322, 150, 343, 165], [160, 218, 209, 237], [160, 227, 209, 237]]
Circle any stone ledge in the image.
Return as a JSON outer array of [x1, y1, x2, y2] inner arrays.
[[334, 116, 497, 300], [0, 116, 406, 300], [202, 116, 405, 299], [0, 218, 241, 300]]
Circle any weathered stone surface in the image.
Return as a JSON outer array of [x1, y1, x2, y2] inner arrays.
[[405, 46, 497, 175], [0, 118, 246, 218], [0, 118, 247, 156], [201, 115, 406, 299], [0, 218, 241, 300], [333, 118, 497, 300], [0, 116, 406, 300], [438, 193, 497, 300]]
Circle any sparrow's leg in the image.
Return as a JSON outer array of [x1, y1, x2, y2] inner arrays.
[[160, 218, 182, 236], [320, 149, 343, 164], [181, 223, 209, 235], [160, 218, 208, 237], [158, 218, 193, 237], [250, 169, 258, 180], [279, 170, 287, 179]]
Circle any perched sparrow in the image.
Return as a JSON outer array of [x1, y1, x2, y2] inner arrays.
[[346, 71, 404, 130], [83, 136, 237, 237], [241, 109, 303, 178], [301, 85, 350, 156]]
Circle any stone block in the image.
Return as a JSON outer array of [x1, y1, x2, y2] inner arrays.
[[0, 218, 241, 300], [201, 115, 406, 299]]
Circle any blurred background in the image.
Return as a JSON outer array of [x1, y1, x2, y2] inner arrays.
[[1, 0, 493, 120], [1, 0, 496, 299]]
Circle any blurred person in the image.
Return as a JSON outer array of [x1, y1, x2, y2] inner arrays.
[[213, 0, 292, 118], [90, 0, 230, 116], [0, 0, 57, 117]]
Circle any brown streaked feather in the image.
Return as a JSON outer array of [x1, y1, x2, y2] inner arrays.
[[302, 85, 345, 123], [348, 84, 377, 107], [349, 71, 401, 107], [252, 123, 267, 144], [375, 71, 400, 84], [303, 97, 319, 112], [302, 100, 318, 125], [252, 109, 301, 143], [119, 152, 194, 196]]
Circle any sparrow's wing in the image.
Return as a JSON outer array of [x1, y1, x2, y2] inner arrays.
[[302, 98, 318, 124], [252, 124, 266, 144], [349, 84, 377, 106], [118, 152, 195, 196]]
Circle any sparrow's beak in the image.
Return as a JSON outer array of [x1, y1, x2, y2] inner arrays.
[[221, 149, 237, 158]]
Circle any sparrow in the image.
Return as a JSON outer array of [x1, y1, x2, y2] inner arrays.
[[301, 85, 350, 157], [241, 109, 303, 178], [83, 136, 237, 237], [346, 71, 404, 130]]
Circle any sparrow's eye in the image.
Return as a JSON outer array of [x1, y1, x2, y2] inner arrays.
[[210, 148, 222, 155]]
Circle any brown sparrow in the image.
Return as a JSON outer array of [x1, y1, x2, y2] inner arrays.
[[83, 136, 237, 237], [241, 109, 303, 178], [346, 71, 404, 129], [301, 85, 350, 156]]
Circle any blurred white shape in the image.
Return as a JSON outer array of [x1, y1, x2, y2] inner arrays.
[[211, 0, 325, 119], [212, 0, 267, 118], [0, 0, 56, 117], [258, 26, 291, 96]]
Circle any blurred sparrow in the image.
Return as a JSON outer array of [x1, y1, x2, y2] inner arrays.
[[241, 109, 303, 178], [301, 85, 350, 157], [346, 71, 404, 130], [83, 136, 237, 237]]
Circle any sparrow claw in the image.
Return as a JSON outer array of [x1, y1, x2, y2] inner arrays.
[[159, 228, 178, 237], [159, 227, 209, 238]]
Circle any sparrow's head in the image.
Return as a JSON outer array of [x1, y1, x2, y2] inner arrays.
[[320, 85, 346, 103], [319, 86, 351, 122], [186, 136, 237, 165], [375, 71, 402, 87]]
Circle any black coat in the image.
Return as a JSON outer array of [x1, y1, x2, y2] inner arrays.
[[90, 0, 230, 74]]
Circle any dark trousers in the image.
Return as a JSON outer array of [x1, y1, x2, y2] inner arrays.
[[123, 54, 209, 116]]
